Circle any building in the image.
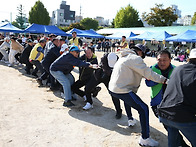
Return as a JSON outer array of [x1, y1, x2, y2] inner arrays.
[[75, 16, 83, 23], [51, 1, 75, 26], [94, 16, 109, 27], [183, 15, 192, 26], [171, 5, 182, 26]]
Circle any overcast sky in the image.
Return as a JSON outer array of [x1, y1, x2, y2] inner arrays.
[[0, 0, 195, 22]]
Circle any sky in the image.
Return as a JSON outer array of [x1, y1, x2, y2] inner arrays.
[[0, 0, 195, 23]]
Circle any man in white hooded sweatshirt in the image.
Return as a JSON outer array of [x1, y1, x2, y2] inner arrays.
[[109, 44, 168, 147]]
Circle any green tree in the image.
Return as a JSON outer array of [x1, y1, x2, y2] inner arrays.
[[114, 4, 143, 28], [80, 18, 99, 30], [142, 4, 178, 26], [29, 0, 50, 25], [69, 22, 85, 30], [14, 4, 27, 29], [191, 12, 196, 25], [12, 21, 20, 28]]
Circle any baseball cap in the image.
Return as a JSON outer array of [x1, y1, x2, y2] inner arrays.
[[60, 44, 69, 52], [107, 52, 118, 68], [69, 45, 80, 52], [27, 39, 33, 43], [33, 40, 38, 44], [189, 48, 196, 59], [133, 44, 146, 53]]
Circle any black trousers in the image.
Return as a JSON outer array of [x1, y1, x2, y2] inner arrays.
[[30, 60, 44, 75], [85, 74, 122, 114]]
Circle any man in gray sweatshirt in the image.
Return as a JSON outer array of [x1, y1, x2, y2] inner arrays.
[[109, 44, 168, 147]]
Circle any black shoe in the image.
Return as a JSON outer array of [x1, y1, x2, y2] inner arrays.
[[63, 100, 75, 107], [115, 110, 122, 119], [32, 72, 38, 78], [92, 87, 101, 97], [36, 78, 43, 86], [49, 86, 59, 91], [71, 96, 77, 101]]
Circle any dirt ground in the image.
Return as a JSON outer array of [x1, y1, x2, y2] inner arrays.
[[0, 51, 188, 147]]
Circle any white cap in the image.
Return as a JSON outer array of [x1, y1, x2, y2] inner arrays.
[[107, 52, 118, 68], [60, 44, 69, 52], [189, 48, 196, 59], [33, 40, 38, 44], [4, 37, 10, 41]]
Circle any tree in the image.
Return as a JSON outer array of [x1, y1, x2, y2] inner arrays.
[[191, 12, 196, 25], [14, 4, 27, 29], [29, 0, 50, 25], [142, 4, 178, 26], [69, 22, 85, 30], [80, 18, 99, 30], [114, 4, 143, 28]]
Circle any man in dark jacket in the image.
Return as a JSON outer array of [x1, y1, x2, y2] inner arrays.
[[37, 37, 61, 90], [158, 48, 196, 147], [50, 46, 95, 107], [71, 47, 100, 101], [20, 39, 33, 74], [83, 52, 123, 119]]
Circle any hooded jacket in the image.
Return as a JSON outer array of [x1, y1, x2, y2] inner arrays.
[[109, 49, 166, 94]]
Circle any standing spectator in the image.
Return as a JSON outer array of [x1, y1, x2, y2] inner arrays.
[[118, 36, 129, 49], [109, 44, 168, 147], [174, 44, 180, 56], [97, 40, 102, 51], [158, 48, 196, 147], [8, 37, 24, 67], [0, 37, 10, 62], [129, 40, 135, 49], [185, 47, 190, 59], [105, 39, 110, 52], [101, 40, 106, 52], [157, 42, 161, 52], [20, 39, 34, 74], [145, 50, 189, 147], [90, 42, 95, 53], [29, 38, 46, 77], [50, 46, 95, 107], [69, 31, 82, 48]]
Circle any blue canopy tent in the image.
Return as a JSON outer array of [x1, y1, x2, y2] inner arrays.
[[23, 23, 70, 36], [166, 30, 196, 42], [106, 31, 136, 39], [0, 22, 23, 33], [67, 28, 104, 38], [130, 31, 172, 41]]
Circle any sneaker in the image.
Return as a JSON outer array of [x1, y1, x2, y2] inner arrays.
[[128, 118, 137, 127], [83, 102, 93, 110], [83, 95, 87, 101], [92, 87, 101, 97], [115, 109, 122, 119], [8, 63, 13, 67], [139, 136, 159, 147], [63, 100, 75, 107]]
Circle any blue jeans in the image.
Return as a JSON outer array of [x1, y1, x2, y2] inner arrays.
[[110, 91, 149, 139], [50, 70, 74, 101], [160, 117, 196, 147]]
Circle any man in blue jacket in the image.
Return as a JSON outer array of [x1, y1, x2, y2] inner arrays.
[[50, 46, 94, 107]]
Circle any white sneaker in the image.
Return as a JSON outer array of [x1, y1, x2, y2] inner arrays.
[[83, 102, 93, 110], [83, 95, 87, 101], [8, 63, 13, 67], [139, 136, 159, 147], [128, 118, 137, 127]]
